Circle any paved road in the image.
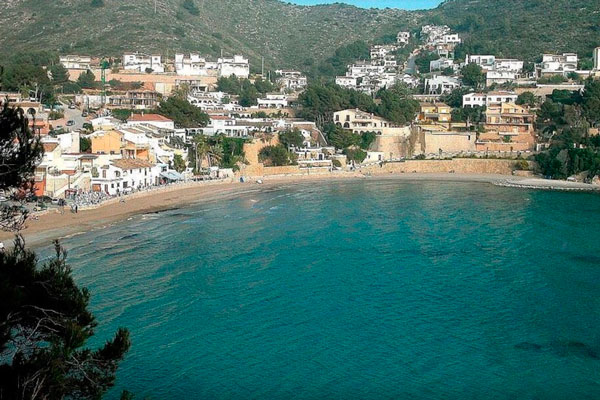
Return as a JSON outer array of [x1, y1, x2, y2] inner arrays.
[[60, 102, 86, 131], [404, 51, 417, 75]]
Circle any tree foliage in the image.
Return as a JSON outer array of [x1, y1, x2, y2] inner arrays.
[[0, 98, 130, 399], [0, 239, 131, 399], [182, 0, 199, 15], [258, 145, 295, 166], [77, 70, 97, 89], [414, 51, 440, 73], [173, 154, 186, 172], [461, 63, 485, 88], [535, 79, 600, 179], [278, 128, 305, 148], [157, 97, 209, 128], [0, 103, 43, 231], [516, 92, 536, 107]]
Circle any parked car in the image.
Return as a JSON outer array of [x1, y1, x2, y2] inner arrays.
[[51, 198, 60, 205], [0, 196, 7, 202], [81, 111, 88, 117], [66, 120, 75, 126], [69, 104, 76, 109]]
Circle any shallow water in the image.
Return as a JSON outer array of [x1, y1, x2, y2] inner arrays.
[[42, 180, 600, 399]]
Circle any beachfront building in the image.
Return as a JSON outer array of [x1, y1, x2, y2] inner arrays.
[[92, 158, 158, 195], [412, 125, 477, 157], [478, 103, 536, 151], [200, 116, 250, 137], [334, 109, 410, 136]]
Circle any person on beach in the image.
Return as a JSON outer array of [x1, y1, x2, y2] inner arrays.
[[75, 205, 78, 213], [0, 242, 4, 253]]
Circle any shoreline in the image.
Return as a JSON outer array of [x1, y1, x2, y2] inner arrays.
[[1, 172, 597, 248]]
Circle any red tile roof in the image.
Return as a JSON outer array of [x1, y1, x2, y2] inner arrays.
[[111, 158, 154, 170], [42, 143, 58, 152]]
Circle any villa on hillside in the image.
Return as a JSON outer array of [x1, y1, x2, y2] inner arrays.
[[478, 103, 536, 152], [417, 103, 452, 124], [334, 109, 410, 136], [462, 92, 518, 108]]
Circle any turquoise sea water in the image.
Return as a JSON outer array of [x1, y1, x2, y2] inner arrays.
[[44, 180, 600, 399]]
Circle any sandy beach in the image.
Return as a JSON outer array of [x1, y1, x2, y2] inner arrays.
[[1, 171, 597, 247]]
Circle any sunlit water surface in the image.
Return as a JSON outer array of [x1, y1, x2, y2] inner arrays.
[[41, 180, 600, 399]]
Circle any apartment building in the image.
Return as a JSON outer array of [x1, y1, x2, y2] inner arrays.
[[122, 52, 165, 73]]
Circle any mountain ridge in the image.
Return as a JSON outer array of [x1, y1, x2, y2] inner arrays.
[[1, 0, 599, 71]]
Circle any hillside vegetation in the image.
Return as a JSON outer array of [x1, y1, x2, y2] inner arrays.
[[0, 0, 415, 70], [432, 0, 600, 62], [1, 0, 599, 71]]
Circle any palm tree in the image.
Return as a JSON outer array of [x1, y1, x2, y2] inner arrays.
[[193, 135, 209, 173], [207, 144, 224, 168]]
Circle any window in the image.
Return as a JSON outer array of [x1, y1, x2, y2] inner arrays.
[[102, 170, 106, 178]]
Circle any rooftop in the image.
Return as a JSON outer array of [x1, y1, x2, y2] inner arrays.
[[127, 113, 172, 123], [111, 158, 154, 170]]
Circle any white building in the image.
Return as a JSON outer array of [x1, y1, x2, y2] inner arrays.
[[424, 75, 461, 95], [201, 116, 249, 137], [538, 53, 578, 77], [486, 70, 519, 86], [430, 58, 455, 72], [217, 55, 249, 78], [122, 52, 165, 73], [462, 91, 518, 108], [59, 55, 92, 70], [370, 45, 397, 60], [275, 70, 308, 91], [421, 25, 451, 44], [335, 76, 359, 88], [397, 31, 410, 45], [175, 53, 218, 76], [465, 55, 496, 70], [495, 59, 524, 72], [257, 94, 288, 109], [441, 34, 461, 45], [347, 62, 386, 77], [126, 114, 175, 130], [334, 109, 410, 136], [594, 47, 600, 71], [92, 158, 158, 195]]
